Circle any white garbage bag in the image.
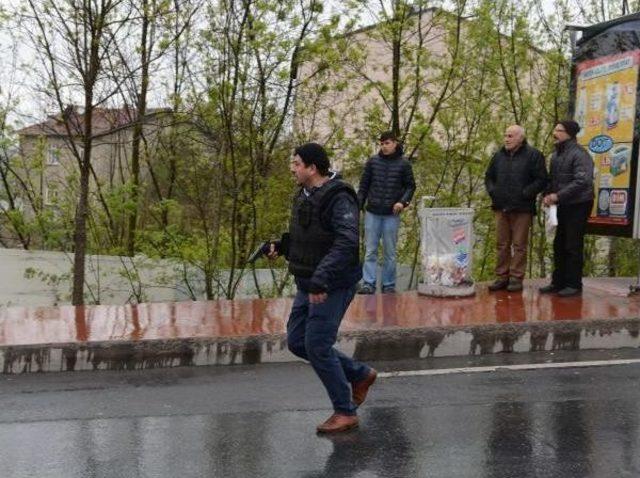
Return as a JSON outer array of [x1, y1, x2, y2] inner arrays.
[[419, 207, 474, 295]]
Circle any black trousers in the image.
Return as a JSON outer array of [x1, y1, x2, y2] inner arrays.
[[552, 201, 593, 289]]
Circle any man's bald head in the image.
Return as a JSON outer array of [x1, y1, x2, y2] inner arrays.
[[504, 125, 525, 152]]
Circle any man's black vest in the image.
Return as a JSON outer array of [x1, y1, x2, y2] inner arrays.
[[288, 179, 358, 278]]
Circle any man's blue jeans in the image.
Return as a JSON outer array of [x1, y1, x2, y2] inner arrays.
[[287, 286, 370, 416], [363, 211, 400, 288]]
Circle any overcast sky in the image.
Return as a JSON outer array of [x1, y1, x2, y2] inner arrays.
[[0, 0, 589, 129]]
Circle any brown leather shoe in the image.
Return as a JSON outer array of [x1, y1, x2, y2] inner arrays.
[[352, 369, 377, 406], [316, 413, 359, 434]]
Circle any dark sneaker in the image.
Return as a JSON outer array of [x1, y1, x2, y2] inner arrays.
[[488, 278, 509, 291], [358, 284, 375, 295], [506, 278, 523, 292], [381, 286, 396, 294], [539, 284, 559, 294], [557, 287, 581, 297]]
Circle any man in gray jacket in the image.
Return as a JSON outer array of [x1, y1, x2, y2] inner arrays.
[[540, 120, 594, 297]]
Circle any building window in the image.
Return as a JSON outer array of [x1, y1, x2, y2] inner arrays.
[[47, 146, 60, 165], [44, 184, 59, 205]]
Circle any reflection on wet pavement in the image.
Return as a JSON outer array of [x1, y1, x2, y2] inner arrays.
[[1, 398, 638, 477], [1, 280, 638, 347]]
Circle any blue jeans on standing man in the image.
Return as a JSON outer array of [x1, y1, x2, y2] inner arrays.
[[363, 211, 400, 289], [287, 285, 370, 416]]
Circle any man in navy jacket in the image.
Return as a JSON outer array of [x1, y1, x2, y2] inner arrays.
[[357, 131, 416, 294], [268, 143, 377, 434]]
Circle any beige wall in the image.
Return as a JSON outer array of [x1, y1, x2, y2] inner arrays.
[[18, 120, 166, 208], [294, 9, 550, 167], [294, 10, 446, 158]]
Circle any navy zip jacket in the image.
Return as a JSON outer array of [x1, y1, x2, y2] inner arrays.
[[357, 146, 416, 215], [293, 188, 362, 293], [279, 174, 362, 293]]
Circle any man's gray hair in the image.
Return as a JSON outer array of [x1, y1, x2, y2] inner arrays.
[[510, 125, 525, 138]]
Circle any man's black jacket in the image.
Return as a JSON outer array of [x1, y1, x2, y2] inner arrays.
[[357, 147, 416, 215], [282, 178, 362, 293], [547, 139, 594, 205], [484, 141, 548, 214]]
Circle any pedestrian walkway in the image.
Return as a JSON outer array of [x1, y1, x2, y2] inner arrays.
[[1, 278, 639, 373]]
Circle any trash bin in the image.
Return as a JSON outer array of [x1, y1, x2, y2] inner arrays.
[[418, 199, 475, 297]]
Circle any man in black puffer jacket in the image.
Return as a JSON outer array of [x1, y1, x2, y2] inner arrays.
[[540, 120, 594, 297], [485, 125, 548, 292], [357, 131, 416, 294]]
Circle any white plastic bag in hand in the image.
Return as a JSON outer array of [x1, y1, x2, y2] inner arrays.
[[545, 205, 558, 235]]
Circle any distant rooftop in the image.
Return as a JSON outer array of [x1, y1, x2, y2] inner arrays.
[[16, 106, 171, 138]]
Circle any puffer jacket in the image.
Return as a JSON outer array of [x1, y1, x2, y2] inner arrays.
[[357, 146, 416, 215], [548, 139, 594, 205], [484, 141, 548, 214]]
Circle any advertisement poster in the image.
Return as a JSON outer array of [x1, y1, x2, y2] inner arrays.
[[575, 50, 640, 225]]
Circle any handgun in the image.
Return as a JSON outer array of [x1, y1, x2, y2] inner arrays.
[[247, 241, 271, 263]]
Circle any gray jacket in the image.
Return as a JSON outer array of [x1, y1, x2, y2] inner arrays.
[[548, 139, 594, 205]]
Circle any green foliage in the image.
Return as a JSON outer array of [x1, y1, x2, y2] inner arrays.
[[3, 0, 628, 304], [294, 0, 575, 287]]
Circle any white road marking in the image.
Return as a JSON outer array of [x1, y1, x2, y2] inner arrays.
[[378, 358, 640, 378]]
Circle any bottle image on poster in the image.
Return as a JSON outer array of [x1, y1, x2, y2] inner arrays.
[[605, 81, 620, 129]]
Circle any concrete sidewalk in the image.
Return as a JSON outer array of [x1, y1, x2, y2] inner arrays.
[[0, 278, 639, 373]]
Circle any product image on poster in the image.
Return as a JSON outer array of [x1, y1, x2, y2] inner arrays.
[[576, 50, 640, 225]]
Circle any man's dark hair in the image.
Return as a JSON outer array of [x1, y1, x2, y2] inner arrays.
[[379, 131, 398, 142], [294, 142, 330, 176], [559, 120, 580, 138]]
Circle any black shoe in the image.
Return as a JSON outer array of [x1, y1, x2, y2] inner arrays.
[[539, 284, 559, 294], [506, 278, 523, 292], [557, 287, 581, 297], [381, 286, 396, 294], [358, 284, 375, 295], [488, 279, 509, 291]]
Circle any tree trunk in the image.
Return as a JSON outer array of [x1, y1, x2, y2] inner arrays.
[[607, 237, 617, 277], [127, 0, 150, 256], [72, 125, 93, 305], [391, 24, 401, 136]]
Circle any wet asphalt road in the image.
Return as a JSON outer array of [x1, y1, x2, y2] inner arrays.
[[0, 350, 639, 478]]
